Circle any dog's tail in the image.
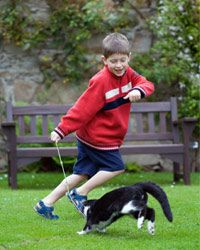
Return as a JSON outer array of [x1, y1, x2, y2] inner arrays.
[[138, 182, 173, 222]]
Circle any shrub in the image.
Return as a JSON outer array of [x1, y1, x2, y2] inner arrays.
[[130, 0, 200, 133]]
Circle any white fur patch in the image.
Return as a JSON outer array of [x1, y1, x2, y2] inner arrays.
[[137, 216, 145, 229], [77, 230, 87, 235], [147, 221, 155, 235], [83, 206, 90, 217], [97, 212, 118, 230], [96, 228, 106, 233], [77, 226, 92, 235], [121, 201, 137, 214]]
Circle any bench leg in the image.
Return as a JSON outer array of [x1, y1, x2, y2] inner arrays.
[[183, 149, 191, 185], [7, 148, 17, 189], [3, 125, 18, 189], [173, 162, 181, 182], [182, 119, 197, 185]]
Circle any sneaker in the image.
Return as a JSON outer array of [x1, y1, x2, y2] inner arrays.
[[34, 200, 59, 220], [67, 189, 87, 217]]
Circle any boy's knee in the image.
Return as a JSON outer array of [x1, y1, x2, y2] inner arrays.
[[114, 169, 125, 175]]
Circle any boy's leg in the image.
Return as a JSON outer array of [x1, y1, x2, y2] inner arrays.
[[42, 174, 87, 206], [76, 170, 124, 196], [67, 170, 124, 216], [67, 141, 125, 215], [34, 174, 87, 219]]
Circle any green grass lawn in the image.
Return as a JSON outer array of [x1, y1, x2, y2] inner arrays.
[[0, 171, 199, 250]]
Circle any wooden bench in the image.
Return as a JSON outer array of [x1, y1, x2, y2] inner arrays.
[[1, 97, 197, 189]]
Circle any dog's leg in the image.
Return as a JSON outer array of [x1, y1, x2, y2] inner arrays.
[[96, 228, 106, 233], [77, 224, 93, 235], [137, 208, 146, 229], [145, 207, 155, 235]]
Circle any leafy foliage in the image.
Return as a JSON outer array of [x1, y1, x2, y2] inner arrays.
[[0, 0, 199, 131], [131, 0, 199, 125], [0, 0, 110, 86], [0, 0, 142, 88]]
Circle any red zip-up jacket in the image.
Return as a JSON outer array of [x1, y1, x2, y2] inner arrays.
[[55, 66, 154, 150]]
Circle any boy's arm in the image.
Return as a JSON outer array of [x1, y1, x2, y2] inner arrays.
[[52, 80, 105, 141], [123, 89, 142, 102], [131, 70, 155, 98], [123, 70, 154, 103]]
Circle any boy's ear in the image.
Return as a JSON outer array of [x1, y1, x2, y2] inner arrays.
[[128, 52, 131, 60], [101, 55, 107, 65]]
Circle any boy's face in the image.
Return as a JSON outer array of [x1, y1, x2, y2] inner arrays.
[[102, 53, 130, 77]]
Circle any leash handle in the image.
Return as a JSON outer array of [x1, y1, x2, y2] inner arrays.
[[55, 141, 66, 179], [55, 141, 71, 195]]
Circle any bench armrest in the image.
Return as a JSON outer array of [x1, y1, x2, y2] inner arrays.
[[181, 117, 198, 152], [182, 117, 198, 137], [182, 117, 198, 147], [172, 117, 198, 125], [1, 121, 16, 127], [172, 117, 197, 145], [1, 122, 16, 144], [182, 117, 198, 123]]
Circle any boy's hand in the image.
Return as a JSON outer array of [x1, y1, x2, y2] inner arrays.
[[51, 131, 61, 142], [123, 89, 141, 102]]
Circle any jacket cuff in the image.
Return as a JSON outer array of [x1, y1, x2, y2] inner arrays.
[[54, 127, 65, 139], [132, 87, 146, 98]]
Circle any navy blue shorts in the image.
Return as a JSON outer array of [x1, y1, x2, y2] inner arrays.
[[73, 140, 125, 178]]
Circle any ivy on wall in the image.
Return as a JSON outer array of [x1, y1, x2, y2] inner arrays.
[[0, 0, 199, 131], [130, 0, 200, 128], [0, 0, 144, 87], [0, 0, 111, 86]]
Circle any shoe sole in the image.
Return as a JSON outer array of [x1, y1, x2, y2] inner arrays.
[[67, 193, 86, 218], [33, 206, 59, 220]]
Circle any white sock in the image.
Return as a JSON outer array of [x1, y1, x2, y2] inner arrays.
[[41, 200, 53, 207]]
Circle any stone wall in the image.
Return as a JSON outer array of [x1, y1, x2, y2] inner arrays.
[[0, 0, 157, 105], [0, 0, 170, 171]]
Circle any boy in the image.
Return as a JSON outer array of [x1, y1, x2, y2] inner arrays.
[[34, 32, 154, 219]]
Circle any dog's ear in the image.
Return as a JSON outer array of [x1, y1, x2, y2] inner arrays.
[[83, 199, 97, 207]]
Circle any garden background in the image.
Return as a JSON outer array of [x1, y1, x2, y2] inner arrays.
[[0, 1, 199, 249], [0, 0, 199, 171]]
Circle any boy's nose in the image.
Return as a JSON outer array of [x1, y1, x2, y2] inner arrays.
[[116, 61, 122, 67]]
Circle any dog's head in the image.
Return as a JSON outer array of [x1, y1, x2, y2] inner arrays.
[[82, 199, 97, 217]]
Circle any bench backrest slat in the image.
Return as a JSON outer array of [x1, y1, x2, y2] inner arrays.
[[130, 102, 171, 112], [148, 113, 155, 133], [7, 98, 178, 144], [6, 101, 13, 122], [135, 113, 143, 133], [170, 97, 178, 122], [170, 97, 180, 143], [42, 115, 48, 135], [30, 116, 37, 135], [53, 115, 60, 128], [13, 105, 72, 115], [17, 135, 76, 144], [125, 132, 173, 141], [18, 116, 25, 135], [159, 112, 167, 133]]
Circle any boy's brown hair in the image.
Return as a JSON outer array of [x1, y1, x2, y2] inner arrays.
[[102, 32, 130, 58]]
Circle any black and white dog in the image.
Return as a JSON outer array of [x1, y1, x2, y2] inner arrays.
[[78, 182, 173, 235]]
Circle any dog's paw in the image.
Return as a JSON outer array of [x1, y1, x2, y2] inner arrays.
[[147, 221, 155, 235], [77, 230, 87, 235], [96, 228, 106, 233], [137, 216, 145, 229]]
